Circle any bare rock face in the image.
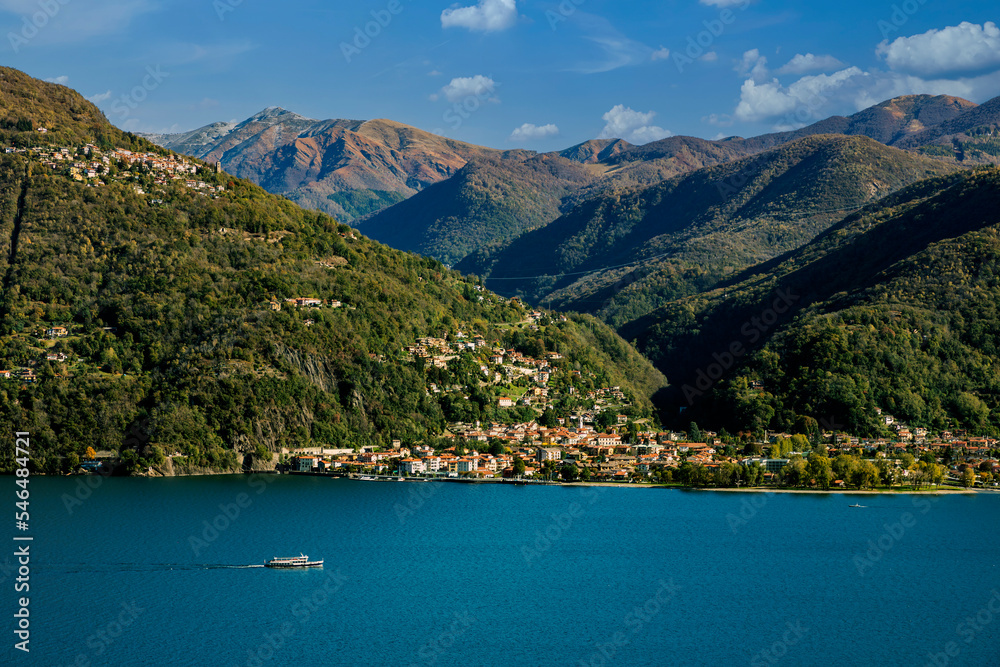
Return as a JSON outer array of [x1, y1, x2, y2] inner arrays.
[[144, 110, 499, 221]]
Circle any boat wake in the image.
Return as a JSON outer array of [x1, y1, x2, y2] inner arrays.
[[45, 563, 267, 572]]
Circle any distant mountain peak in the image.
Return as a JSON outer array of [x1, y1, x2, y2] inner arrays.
[[246, 106, 314, 123]]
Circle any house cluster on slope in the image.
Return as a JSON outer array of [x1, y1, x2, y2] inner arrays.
[[5, 143, 225, 195]]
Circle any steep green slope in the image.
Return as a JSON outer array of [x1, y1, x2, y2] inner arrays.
[[357, 153, 599, 266], [627, 167, 1000, 435], [0, 66, 154, 151], [460, 135, 959, 326], [0, 71, 666, 474]]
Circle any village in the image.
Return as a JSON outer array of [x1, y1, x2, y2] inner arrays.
[[284, 326, 1000, 489], [6, 142, 998, 490], [5, 140, 225, 195], [282, 420, 1000, 489]]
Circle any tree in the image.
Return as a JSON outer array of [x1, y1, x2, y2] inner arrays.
[[513, 456, 526, 476], [596, 410, 617, 431], [689, 422, 702, 442], [782, 458, 807, 487], [538, 408, 559, 428], [833, 454, 858, 481], [560, 464, 579, 482], [807, 454, 833, 489], [961, 468, 976, 488], [85, 446, 97, 459], [850, 460, 879, 489], [742, 461, 763, 487], [877, 460, 898, 488]]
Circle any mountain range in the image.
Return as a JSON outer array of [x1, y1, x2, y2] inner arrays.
[[143, 108, 506, 222], [0, 68, 665, 472], [6, 65, 1000, 445], [144, 93, 1000, 268], [456, 134, 959, 326]]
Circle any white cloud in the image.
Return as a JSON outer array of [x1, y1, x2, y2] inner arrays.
[[699, 0, 750, 6], [651, 46, 670, 61], [777, 53, 846, 75], [428, 70, 443, 76], [736, 49, 769, 82], [877, 21, 1000, 79], [734, 67, 868, 125], [44, 75, 68, 85], [441, 0, 517, 32], [508, 123, 560, 142], [87, 90, 112, 103], [576, 34, 655, 74], [440, 75, 500, 103], [701, 51, 718, 62], [598, 105, 672, 144], [714, 22, 1000, 133]]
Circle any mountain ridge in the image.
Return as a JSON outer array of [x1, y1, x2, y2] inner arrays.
[[457, 134, 961, 325], [0, 68, 666, 473]]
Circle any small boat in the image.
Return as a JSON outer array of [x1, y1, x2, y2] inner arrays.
[[848, 503, 865, 508], [265, 554, 323, 568]]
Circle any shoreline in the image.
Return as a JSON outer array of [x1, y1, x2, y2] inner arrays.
[[560, 482, 983, 493], [44, 471, 996, 494]]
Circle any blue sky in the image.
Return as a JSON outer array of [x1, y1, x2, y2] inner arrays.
[[2, 0, 999, 151]]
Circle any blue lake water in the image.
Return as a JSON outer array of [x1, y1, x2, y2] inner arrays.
[[11, 476, 1000, 666]]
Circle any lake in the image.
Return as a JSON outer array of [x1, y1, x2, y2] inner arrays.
[[14, 476, 1000, 666]]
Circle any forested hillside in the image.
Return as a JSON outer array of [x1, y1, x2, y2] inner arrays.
[[461, 135, 958, 326], [0, 69, 666, 474], [626, 167, 1000, 436]]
